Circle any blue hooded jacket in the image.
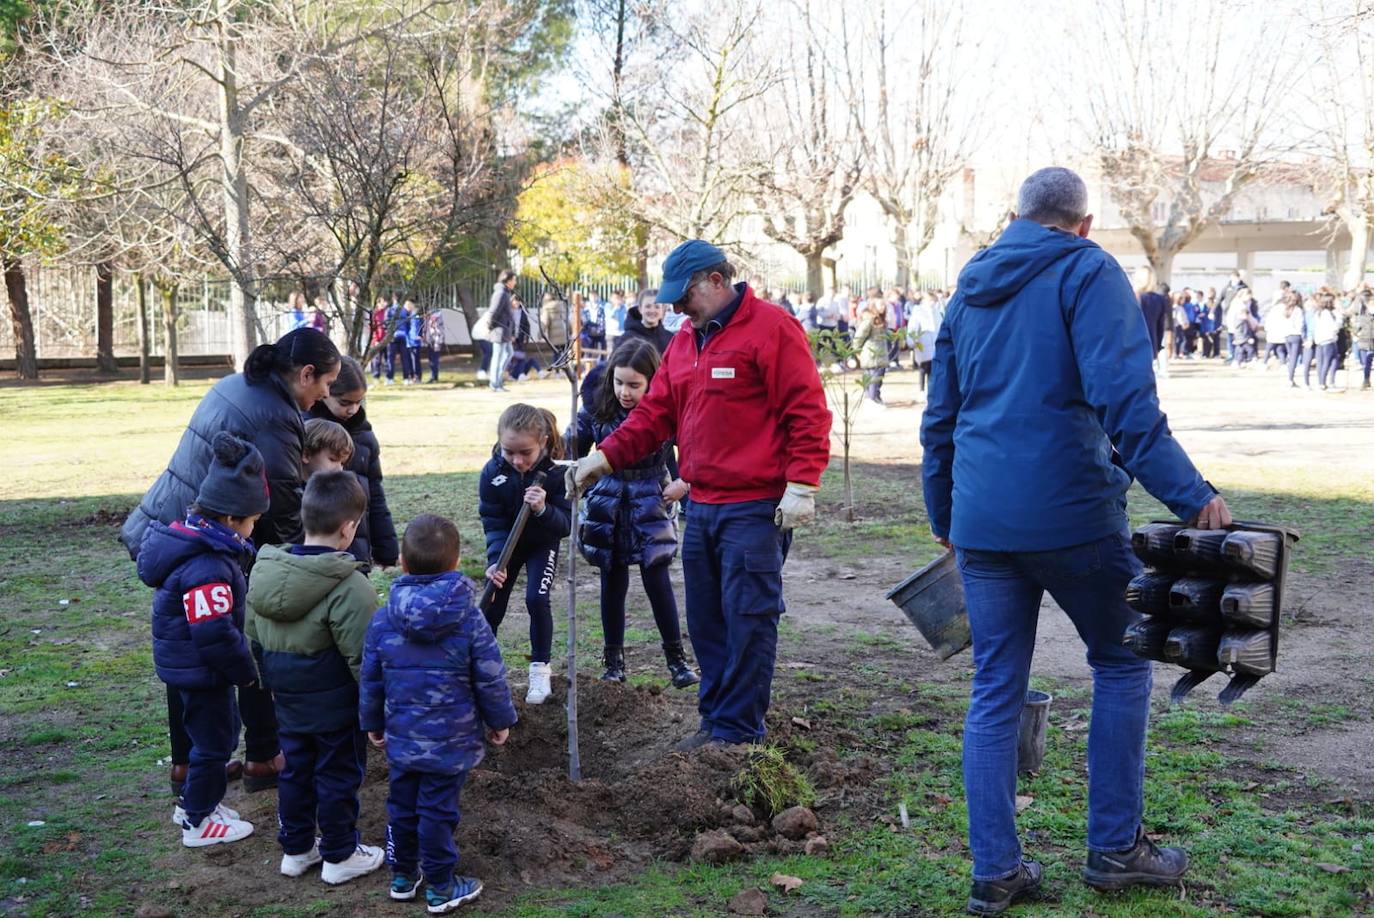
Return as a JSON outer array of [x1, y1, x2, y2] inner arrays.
[[920, 219, 1214, 551], [139, 518, 258, 690], [358, 572, 517, 775]]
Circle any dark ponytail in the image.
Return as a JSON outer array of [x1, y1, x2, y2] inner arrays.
[[244, 328, 340, 384]]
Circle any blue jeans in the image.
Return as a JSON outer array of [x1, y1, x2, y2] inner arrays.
[[1316, 341, 1338, 388], [386, 769, 467, 888], [1285, 336, 1304, 383], [681, 499, 791, 743], [489, 340, 513, 389], [955, 528, 1150, 880], [277, 727, 367, 862], [1358, 346, 1373, 384]]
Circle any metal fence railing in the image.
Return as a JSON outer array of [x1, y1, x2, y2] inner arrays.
[[3, 259, 968, 361]]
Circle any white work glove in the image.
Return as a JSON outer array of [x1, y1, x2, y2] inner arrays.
[[565, 449, 612, 495], [774, 482, 819, 530]]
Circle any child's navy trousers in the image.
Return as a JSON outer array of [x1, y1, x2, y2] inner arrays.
[[277, 727, 367, 861], [680, 499, 792, 744], [177, 685, 239, 825], [385, 769, 469, 888]]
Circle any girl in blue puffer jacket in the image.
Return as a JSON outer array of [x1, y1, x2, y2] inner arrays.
[[567, 338, 699, 688]]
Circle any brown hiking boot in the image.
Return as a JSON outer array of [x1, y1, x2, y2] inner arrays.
[[242, 752, 285, 792], [1082, 827, 1188, 891]]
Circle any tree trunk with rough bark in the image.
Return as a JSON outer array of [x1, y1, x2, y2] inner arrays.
[[4, 258, 38, 380], [891, 220, 912, 290], [1345, 214, 1371, 292], [805, 251, 825, 300], [96, 261, 118, 373], [216, 0, 256, 370], [1150, 249, 1177, 287], [136, 273, 150, 384], [158, 281, 180, 386]]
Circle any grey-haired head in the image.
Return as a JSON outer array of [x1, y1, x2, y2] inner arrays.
[[1017, 167, 1089, 230]]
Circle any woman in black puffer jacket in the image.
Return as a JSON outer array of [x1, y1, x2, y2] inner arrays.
[[567, 338, 698, 688], [121, 328, 341, 796], [308, 356, 399, 570]]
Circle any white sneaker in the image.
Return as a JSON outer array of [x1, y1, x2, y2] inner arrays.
[[476, 369, 489, 381], [181, 812, 254, 848], [171, 800, 239, 827], [281, 839, 323, 877], [526, 662, 553, 705], [321, 843, 385, 885]]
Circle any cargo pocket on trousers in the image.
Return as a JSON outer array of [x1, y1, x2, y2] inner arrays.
[[741, 548, 784, 616]]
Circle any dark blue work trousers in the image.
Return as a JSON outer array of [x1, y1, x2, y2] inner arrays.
[[177, 685, 239, 825], [681, 499, 791, 744], [277, 727, 367, 862], [386, 769, 468, 889]]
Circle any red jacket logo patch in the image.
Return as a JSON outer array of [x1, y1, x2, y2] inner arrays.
[[183, 583, 233, 623]]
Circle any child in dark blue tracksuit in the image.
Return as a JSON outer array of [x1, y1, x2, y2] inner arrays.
[[359, 513, 517, 914], [567, 338, 698, 688], [477, 404, 570, 705], [139, 432, 268, 848]]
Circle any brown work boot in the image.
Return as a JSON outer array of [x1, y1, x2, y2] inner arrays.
[[242, 752, 285, 792], [169, 763, 188, 796], [170, 761, 242, 796]]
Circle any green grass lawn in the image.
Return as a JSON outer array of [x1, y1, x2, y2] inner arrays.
[[2, 376, 1372, 917]]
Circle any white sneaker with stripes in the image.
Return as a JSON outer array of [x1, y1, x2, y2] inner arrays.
[[171, 801, 239, 827], [181, 811, 254, 848]]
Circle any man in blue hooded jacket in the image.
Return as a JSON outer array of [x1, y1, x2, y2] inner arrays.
[[920, 167, 1231, 915]]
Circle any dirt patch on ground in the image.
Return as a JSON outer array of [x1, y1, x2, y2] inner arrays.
[[155, 678, 858, 913]]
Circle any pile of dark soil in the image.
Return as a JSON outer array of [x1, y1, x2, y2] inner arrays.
[[159, 677, 776, 912]]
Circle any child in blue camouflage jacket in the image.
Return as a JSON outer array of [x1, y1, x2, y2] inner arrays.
[[359, 513, 518, 914]]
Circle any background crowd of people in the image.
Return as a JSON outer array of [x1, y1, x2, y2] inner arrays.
[[309, 260, 1374, 404], [1137, 269, 1374, 390]]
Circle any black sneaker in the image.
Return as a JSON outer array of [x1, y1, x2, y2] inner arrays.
[[967, 860, 1042, 915], [1082, 827, 1188, 891]]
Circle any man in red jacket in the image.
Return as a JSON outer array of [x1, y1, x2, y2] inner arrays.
[[567, 240, 832, 749]]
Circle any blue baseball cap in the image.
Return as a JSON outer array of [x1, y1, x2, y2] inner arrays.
[[656, 239, 727, 305]]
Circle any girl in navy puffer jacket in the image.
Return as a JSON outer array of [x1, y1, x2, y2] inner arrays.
[[567, 338, 699, 688], [308, 357, 399, 570]]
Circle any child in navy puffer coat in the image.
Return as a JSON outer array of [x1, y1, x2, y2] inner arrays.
[[477, 404, 571, 706], [566, 338, 699, 689], [139, 432, 267, 849], [359, 514, 516, 913], [308, 357, 399, 570]]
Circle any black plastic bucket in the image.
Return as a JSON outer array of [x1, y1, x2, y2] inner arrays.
[[1017, 690, 1052, 774], [886, 551, 970, 661]]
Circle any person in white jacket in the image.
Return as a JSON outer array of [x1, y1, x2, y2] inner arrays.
[[1312, 294, 1342, 390], [906, 292, 943, 394]]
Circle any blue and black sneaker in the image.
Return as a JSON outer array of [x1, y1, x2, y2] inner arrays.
[[426, 877, 483, 914], [390, 873, 421, 901]]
